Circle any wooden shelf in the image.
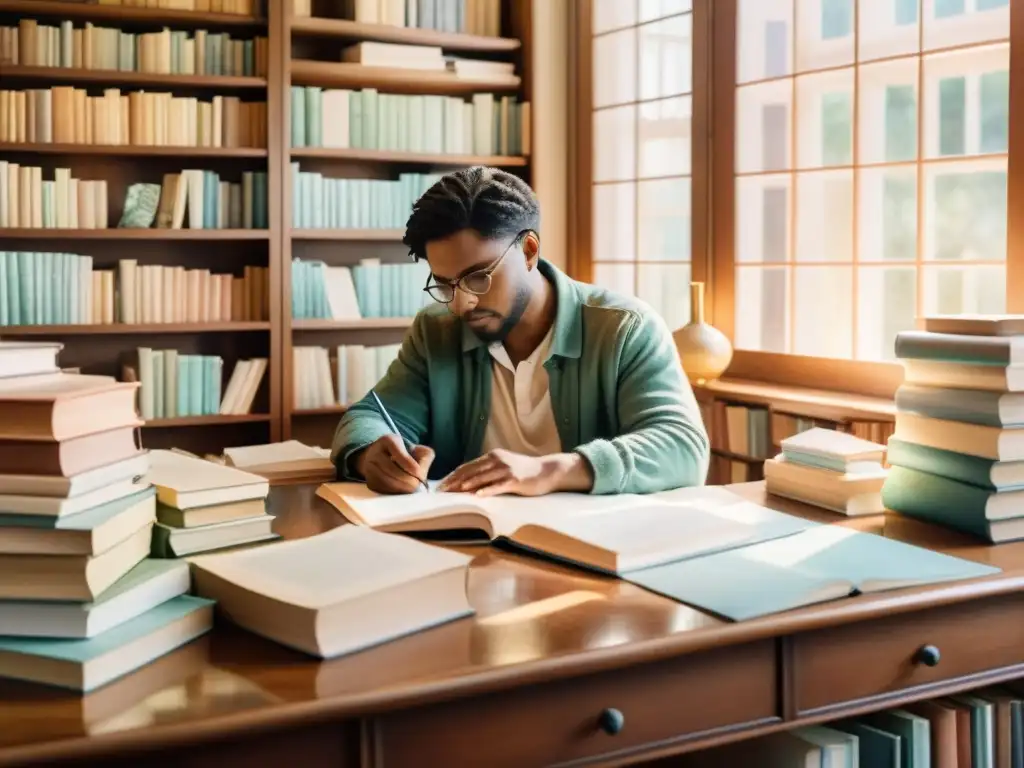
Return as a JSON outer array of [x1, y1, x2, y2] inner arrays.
[[0, 66, 267, 90], [0, 1, 267, 28], [289, 16, 521, 52], [0, 323, 270, 336], [0, 229, 270, 241], [290, 60, 520, 95], [0, 142, 268, 158], [145, 414, 271, 428], [696, 378, 896, 422], [290, 147, 528, 166], [292, 405, 349, 416], [292, 318, 413, 331], [291, 228, 403, 241]]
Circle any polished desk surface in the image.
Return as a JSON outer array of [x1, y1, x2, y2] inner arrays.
[[0, 481, 1022, 764]]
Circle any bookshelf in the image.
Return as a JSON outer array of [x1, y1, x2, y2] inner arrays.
[[0, 0, 533, 455], [281, 0, 534, 450], [0, 0, 278, 455]]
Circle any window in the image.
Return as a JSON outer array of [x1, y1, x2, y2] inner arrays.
[[587, 0, 695, 332], [732, 0, 1011, 363]]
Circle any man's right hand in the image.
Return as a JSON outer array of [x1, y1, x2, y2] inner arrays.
[[354, 434, 434, 494]]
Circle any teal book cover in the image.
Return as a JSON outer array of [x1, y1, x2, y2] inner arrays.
[[833, 720, 902, 768], [862, 709, 930, 768], [626, 525, 999, 621]]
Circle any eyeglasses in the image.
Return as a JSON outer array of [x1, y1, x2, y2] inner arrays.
[[423, 230, 533, 304]]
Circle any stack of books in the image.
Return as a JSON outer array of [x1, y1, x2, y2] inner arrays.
[[146, 449, 278, 558], [0, 340, 213, 692], [764, 427, 888, 516], [883, 315, 1024, 543]]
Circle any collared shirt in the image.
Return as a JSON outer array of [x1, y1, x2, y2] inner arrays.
[[480, 327, 562, 457]]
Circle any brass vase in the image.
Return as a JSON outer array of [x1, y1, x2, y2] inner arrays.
[[673, 281, 733, 385]]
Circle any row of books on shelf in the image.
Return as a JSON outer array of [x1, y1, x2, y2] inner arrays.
[[292, 257, 430, 320], [0, 164, 108, 229], [131, 348, 267, 419], [0, 21, 268, 78], [0, 257, 268, 327], [290, 0, 503, 37], [290, 86, 529, 157], [0, 89, 268, 149], [290, 167, 437, 230], [93, 0, 258, 14], [145, 169, 269, 230], [341, 40, 517, 81], [294, 343, 399, 411], [0, 164, 269, 230], [687, 691, 1017, 767]]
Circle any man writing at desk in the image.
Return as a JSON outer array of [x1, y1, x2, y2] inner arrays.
[[331, 167, 709, 496]]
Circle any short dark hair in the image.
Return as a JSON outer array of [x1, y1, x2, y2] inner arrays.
[[403, 166, 540, 261]]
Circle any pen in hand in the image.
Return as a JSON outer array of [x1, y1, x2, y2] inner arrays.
[[369, 390, 430, 492]]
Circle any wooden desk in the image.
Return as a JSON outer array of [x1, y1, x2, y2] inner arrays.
[[1, 482, 1023, 767]]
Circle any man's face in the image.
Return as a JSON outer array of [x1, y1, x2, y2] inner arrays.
[[425, 229, 533, 343]]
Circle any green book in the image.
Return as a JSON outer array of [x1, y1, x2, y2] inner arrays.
[[861, 709, 930, 768], [0, 595, 213, 692], [833, 720, 902, 767]]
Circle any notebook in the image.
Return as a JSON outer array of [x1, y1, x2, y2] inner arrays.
[[316, 483, 814, 575], [626, 525, 1000, 621]]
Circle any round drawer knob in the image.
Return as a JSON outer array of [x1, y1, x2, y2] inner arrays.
[[598, 707, 625, 735], [915, 644, 941, 667]]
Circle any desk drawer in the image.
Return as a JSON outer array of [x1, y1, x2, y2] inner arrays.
[[375, 640, 776, 768], [793, 592, 1024, 714]]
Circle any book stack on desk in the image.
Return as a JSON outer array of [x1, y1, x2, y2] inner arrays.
[[222, 440, 335, 485], [882, 315, 1024, 543], [683, 687, 1022, 766], [763, 427, 888, 515], [144, 449, 278, 558], [0, 342, 213, 692]]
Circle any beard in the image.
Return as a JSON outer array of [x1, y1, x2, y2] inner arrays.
[[465, 285, 531, 343]]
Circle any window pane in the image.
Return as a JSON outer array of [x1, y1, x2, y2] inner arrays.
[[639, 96, 691, 177], [923, 44, 1008, 159], [639, 0, 692, 23], [593, 105, 637, 182], [856, 266, 917, 361], [795, 0, 855, 73], [858, 165, 917, 262], [736, 174, 792, 263], [859, 0, 920, 62], [737, 0, 793, 84], [796, 68, 854, 168], [736, 80, 793, 173], [593, 183, 636, 262], [793, 266, 853, 357], [593, 263, 636, 296], [593, 0, 637, 34], [795, 170, 853, 262], [639, 14, 692, 100], [594, 29, 638, 108], [735, 267, 790, 352], [922, 265, 1006, 314], [923, 158, 1007, 261], [858, 58, 919, 164], [638, 178, 691, 261], [638, 264, 691, 330], [923, 0, 1009, 50]]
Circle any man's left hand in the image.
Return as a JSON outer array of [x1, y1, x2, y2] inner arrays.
[[438, 450, 593, 497]]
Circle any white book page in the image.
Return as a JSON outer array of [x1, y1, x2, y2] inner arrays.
[[191, 526, 471, 610]]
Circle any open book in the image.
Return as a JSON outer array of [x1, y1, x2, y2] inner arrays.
[[627, 525, 1001, 621], [316, 482, 813, 575]]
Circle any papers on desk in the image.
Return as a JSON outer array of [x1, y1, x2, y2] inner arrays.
[[316, 483, 814, 575], [627, 525, 1001, 621]]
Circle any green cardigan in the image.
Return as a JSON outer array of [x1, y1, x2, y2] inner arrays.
[[331, 260, 710, 494]]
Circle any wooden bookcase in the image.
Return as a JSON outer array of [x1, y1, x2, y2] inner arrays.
[[0, 0, 533, 455]]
